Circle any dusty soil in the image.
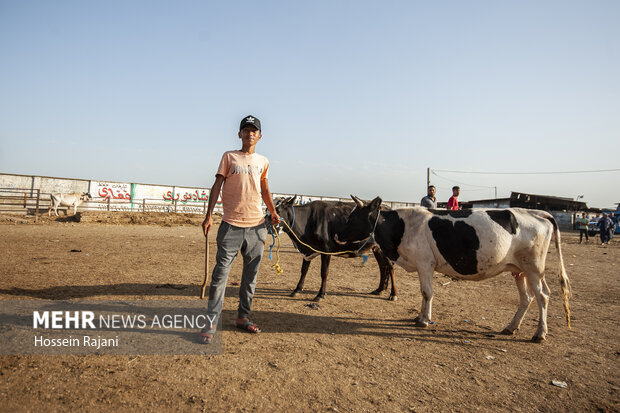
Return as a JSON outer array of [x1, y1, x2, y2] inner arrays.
[[0, 213, 618, 412]]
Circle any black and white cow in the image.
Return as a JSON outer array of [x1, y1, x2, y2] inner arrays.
[[335, 196, 571, 342], [269, 196, 396, 301], [49, 192, 92, 216]]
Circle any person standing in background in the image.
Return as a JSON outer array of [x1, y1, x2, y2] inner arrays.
[[577, 213, 589, 244], [609, 212, 617, 241], [420, 185, 437, 209], [447, 186, 460, 210], [598, 213, 613, 245]]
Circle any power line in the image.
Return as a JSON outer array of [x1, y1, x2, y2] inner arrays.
[[432, 168, 620, 175], [431, 171, 496, 189]]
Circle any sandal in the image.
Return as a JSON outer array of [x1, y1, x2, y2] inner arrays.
[[198, 330, 216, 344], [235, 320, 261, 334]]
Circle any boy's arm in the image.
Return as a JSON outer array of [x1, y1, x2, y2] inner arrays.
[[260, 178, 280, 225], [202, 175, 225, 236]]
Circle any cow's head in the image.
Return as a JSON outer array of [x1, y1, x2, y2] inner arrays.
[[334, 195, 382, 245], [274, 195, 297, 210], [81, 193, 92, 201], [266, 195, 297, 233]]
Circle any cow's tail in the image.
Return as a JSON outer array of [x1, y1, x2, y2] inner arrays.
[[546, 215, 571, 330]]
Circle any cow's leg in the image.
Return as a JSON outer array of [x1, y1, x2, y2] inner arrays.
[[313, 254, 331, 301], [73, 204, 78, 215], [413, 266, 434, 327], [501, 272, 533, 335], [524, 271, 550, 343], [370, 248, 397, 301], [370, 247, 387, 295], [291, 259, 311, 297], [54, 206, 59, 217], [387, 261, 397, 301]]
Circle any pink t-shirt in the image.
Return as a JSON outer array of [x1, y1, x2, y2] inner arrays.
[[447, 196, 459, 210], [216, 150, 269, 228]]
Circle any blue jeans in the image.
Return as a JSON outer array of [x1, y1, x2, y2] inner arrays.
[[204, 221, 267, 331]]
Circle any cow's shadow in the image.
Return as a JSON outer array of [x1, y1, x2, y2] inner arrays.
[[0, 283, 392, 302], [257, 288, 393, 302], [0, 283, 207, 299], [0, 284, 533, 346], [43, 212, 82, 222]]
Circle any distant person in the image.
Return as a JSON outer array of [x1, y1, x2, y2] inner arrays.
[[609, 212, 617, 241], [198, 115, 280, 344], [598, 213, 613, 245], [420, 185, 437, 209], [577, 213, 589, 243], [447, 186, 460, 210]]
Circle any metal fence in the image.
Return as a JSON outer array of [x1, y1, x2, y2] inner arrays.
[[0, 188, 42, 221], [0, 189, 217, 218], [0, 187, 417, 220]]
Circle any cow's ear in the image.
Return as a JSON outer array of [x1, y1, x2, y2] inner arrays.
[[351, 195, 364, 208], [368, 196, 382, 211], [286, 195, 297, 206]]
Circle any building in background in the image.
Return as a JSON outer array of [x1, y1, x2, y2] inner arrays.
[[466, 192, 589, 231]]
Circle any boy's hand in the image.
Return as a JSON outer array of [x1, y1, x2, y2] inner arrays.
[[271, 212, 281, 226], [202, 215, 213, 237]]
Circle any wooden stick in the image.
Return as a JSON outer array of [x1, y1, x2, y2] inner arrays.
[[200, 235, 210, 299]]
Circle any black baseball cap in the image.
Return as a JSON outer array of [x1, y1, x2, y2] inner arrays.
[[239, 115, 261, 131]]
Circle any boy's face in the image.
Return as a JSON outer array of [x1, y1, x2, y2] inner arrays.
[[428, 187, 436, 197], [453, 188, 460, 197], [238, 126, 262, 144]]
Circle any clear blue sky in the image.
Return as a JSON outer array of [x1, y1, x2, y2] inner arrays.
[[1, 1, 618, 208]]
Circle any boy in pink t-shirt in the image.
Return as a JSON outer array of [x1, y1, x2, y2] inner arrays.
[[199, 115, 280, 344]]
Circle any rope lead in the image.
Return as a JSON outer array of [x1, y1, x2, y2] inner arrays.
[[267, 214, 375, 276]]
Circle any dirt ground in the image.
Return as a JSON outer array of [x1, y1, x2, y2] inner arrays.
[[0, 212, 618, 412]]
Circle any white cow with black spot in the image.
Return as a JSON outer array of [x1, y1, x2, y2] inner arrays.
[[335, 196, 571, 343]]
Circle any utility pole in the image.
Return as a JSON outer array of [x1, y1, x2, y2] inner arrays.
[[427, 168, 430, 189]]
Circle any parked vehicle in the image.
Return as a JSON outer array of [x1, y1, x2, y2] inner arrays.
[[588, 220, 599, 236]]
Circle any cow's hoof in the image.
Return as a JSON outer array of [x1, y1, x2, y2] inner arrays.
[[531, 335, 546, 343], [290, 290, 300, 297], [388, 295, 398, 302], [313, 295, 324, 302], [370, 289, 382, 295], [412, 317, 428, 328], [500, 328, 515, 335]]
